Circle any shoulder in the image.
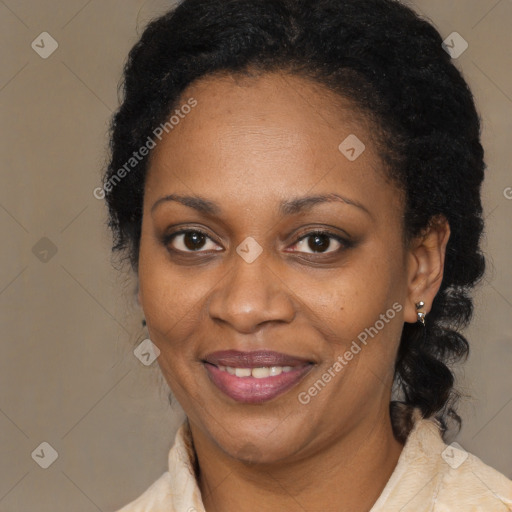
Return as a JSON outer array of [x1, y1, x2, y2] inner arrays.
[[382, 417, 512, 511], [435, 443, 512, 511], [114, 472, 174, 512], [114, 422, 203, 512]]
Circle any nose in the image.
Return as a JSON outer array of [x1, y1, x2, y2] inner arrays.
[[207, 254, 296, 334]]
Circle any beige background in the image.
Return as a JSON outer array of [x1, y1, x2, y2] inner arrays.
[[0, 0, 511, 510]]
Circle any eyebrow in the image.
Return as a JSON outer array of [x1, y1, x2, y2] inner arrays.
[[151, 194, 221, 215], [151, 192, 370, 217], [279, 193, 370, 217]]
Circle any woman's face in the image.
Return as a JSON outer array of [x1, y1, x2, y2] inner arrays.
[[138, 72, 414, 463]]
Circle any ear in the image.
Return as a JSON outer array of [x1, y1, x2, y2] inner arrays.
[[403, 215, 451, 324]]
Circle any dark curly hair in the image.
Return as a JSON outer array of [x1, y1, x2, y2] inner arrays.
[[104, 0, 486, 441]]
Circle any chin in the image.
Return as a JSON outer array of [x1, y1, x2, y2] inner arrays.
[[226, 438, 298, 465], [206, 416, 312, 465]]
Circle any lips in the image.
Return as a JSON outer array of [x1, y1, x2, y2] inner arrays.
[[205, 350, 311, 368], [203, 350, 313, 404]]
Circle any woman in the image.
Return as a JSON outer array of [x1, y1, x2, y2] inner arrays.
[[105, 0, 512, 510]]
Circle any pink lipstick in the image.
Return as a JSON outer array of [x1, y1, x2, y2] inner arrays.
[[204, 350, 313, 404]]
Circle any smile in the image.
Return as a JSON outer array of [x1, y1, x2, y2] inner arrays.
[[216, 365, 295, 378], [203, 350, 313, 404]]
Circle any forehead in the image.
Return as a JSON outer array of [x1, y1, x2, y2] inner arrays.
[[145, 71, 401, 217], [156, 71, 372, 154]]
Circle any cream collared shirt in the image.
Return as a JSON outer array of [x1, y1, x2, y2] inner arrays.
[[116, 417, 512, 511]]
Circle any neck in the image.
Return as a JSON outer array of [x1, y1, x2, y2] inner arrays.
[[192, 407, 404, 512]]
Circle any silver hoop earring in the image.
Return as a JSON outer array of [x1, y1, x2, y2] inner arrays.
[[415, 301, 426, 326]]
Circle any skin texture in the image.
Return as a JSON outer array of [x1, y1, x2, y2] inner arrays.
[[137, 72, 450, 512]]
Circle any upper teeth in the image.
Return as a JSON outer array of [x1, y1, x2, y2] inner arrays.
[[218, 366, 294, 378]]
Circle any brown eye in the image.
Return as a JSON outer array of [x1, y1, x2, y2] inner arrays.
[[184, 231, 206, 250], [289, 231, 345, 254], [166, 230, 222, 253], [307, 233, 332, 252]]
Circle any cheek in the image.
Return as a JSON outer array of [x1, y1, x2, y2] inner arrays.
[[138, 253, 206, 399], [300, 248, 402, 333], [292, 246, 405, 390], [137, 238, 203, 349]]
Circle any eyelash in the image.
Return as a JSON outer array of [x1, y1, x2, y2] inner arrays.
[[162, 228, 352, 256]]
